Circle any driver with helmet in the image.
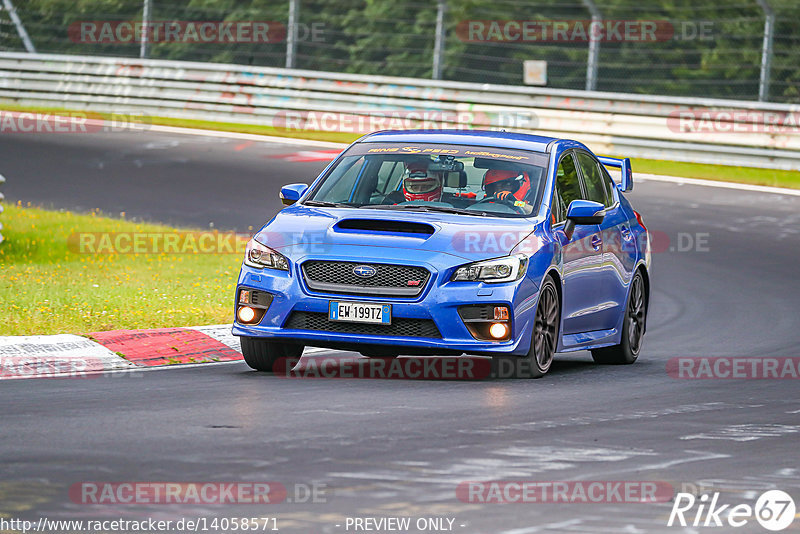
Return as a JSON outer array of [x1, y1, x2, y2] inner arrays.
[[482, 169, 531, 202]]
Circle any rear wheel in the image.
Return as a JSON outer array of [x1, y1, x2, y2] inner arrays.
[[495, 276, 560, 379], [591, 270, 646, 365], [240, 337, 304, 372]]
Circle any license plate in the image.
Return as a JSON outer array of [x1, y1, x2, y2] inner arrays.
[[329, 301, 391, 325]]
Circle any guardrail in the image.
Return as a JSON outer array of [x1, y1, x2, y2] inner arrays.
[[1, 52, 799, 170]]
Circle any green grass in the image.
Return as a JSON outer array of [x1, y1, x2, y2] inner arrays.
[[0, 203, 243, 335], [3, 102, 798, 189], [630, 157, 800, 189]]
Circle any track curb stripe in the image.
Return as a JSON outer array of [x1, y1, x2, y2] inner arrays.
[[87, 327, 242, 367], [0, 333, 137, 379]]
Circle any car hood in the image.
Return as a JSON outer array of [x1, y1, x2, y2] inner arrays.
[[255, 205, 543, 265]]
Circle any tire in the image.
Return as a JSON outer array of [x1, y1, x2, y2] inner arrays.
[[591, 270, 647, 365], [494, 275, 560, 379], [240, 337, 304, 372]]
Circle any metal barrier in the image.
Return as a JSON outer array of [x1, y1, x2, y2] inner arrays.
[[1, 52, 799, 170]]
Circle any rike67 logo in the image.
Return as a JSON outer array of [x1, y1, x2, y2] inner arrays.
[[668, 490, 795, 531]]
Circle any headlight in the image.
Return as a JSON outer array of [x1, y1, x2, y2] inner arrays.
[[244, 237, 289, 271], [451, 254, 529, 283]]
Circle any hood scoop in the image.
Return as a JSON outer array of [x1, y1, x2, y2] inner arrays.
[[334, 219, 435, 236]]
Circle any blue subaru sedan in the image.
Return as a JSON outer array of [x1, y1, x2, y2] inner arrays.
[[232, 130, 650, 378]]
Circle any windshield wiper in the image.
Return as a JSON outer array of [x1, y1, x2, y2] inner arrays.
[[303, 200, 359, 208], [360, 204, 488, 216]]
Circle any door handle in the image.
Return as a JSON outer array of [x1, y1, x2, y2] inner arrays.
[[620, 225, 632, 241], [591, 234, 602, 251]]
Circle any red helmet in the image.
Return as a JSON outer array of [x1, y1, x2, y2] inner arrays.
[[403, 161, 442, 202], [482, 169, 531, 202]]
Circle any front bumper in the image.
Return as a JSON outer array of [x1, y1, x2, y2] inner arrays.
[[231, 256, 540, 356]]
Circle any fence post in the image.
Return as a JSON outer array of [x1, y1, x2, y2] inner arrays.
[[1, 0, 36, 53], [581, 0, 601, 92], [0, 174, 5, 244], [756, 0, 774, 102], [432, 0, 447, 80], [139, 0, 151, 58], [286, 0, 299, 69]]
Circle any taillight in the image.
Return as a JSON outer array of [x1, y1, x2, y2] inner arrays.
[[634, 210, 647, 233]]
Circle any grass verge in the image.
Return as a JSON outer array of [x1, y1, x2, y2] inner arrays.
[[2, 103, 798, 189], [0, 203, 242, 336], [630, 158, 800, 189]]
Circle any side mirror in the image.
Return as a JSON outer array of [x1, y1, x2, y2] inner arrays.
[[280, 183, 309, 206], [564, 200, 605, 239]]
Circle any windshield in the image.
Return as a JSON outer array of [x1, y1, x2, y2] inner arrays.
[[304, 142, 549, 217]]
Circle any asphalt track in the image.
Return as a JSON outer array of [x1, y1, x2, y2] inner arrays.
[[2, 129, 800, 533]]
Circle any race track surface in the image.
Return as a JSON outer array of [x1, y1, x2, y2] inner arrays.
[[2, 130, 799, 533]]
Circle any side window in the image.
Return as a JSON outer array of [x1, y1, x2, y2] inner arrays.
[[315, 156, 366, 202], [552, 153, 582, 223], [599, 166, 617, 207], [576, 152, 608, 206], [376, 160, 404, 195]]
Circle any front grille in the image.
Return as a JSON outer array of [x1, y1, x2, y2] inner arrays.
[[285, 312, 442, 338], [302, 261, 431, 297]]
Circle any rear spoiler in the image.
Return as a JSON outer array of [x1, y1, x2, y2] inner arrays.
[[597, 156, 633, 192]]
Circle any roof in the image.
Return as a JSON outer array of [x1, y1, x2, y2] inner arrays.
[[360, 129, 559, 153]]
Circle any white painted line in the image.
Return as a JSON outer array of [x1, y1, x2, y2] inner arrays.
[[140, 123, 347, 148], [0, 334, 136, 380], [73, 117, 346, 148], [637, 172, 800, 197]]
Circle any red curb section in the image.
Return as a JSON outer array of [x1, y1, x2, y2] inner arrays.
[[88, 328, 242, 367]]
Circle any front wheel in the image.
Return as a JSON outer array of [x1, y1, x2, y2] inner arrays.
[[591, 270, 647, 365], [495, 276, 560, 379], [240, 337, 304, 372]]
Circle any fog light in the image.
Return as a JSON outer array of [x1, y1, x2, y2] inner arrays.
[[489, 322, 509, 339], [237, 306, 256, 323]]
